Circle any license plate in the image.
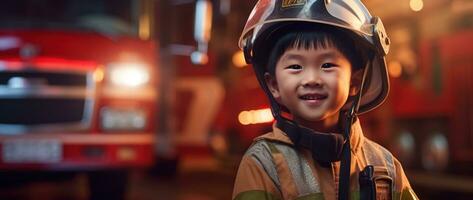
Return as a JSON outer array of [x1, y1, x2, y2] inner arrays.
[[2, 139, 62, 163]]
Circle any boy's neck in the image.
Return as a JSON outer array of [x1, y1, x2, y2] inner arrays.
[[294, 113, 341, 133]]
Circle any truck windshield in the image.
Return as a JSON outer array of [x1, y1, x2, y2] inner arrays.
[[0, 0, 139, 37]]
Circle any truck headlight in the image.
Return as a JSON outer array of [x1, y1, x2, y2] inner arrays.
[[107, 62, 150, 87], [101, 107, 146, 130]]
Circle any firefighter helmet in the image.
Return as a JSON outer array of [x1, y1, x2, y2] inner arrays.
[[239, 0, 390, 114]]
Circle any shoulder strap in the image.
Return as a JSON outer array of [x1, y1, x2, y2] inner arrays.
[[362, 139, 396, 198]]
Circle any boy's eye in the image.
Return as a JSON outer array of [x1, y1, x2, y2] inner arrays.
[[286, 64, 302, 70], [321, 63, 337, 68]]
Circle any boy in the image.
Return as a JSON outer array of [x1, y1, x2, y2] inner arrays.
[[233, 0, 418, 200]]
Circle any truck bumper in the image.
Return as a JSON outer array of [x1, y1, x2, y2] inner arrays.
[[0, 133, 155, 170]]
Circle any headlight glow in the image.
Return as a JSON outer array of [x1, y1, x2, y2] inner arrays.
[[238, 108, 274, 125], [108, 63, 150, 87], [101, 107, 147, 130]]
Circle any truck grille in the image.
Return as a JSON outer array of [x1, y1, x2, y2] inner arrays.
[[0, 98, 86, 125], [0, 70, 94, 133]]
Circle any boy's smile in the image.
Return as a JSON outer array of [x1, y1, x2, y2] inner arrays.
[[266, 45, 358, 132], [299, 92, 328, 106]]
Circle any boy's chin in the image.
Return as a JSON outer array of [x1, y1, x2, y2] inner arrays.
[[294, 113, 327, 123], [293, 112, 341, 127]]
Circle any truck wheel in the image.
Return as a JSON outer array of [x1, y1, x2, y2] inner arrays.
[[88, 170, 129, 200], [421, 132, 449, 171], [390, 130, 416, 167]]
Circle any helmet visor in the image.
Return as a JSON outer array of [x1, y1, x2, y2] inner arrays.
[[239, 0, 374, 49]]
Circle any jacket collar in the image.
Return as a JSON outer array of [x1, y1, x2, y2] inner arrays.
[[256, 118, 365, 153]]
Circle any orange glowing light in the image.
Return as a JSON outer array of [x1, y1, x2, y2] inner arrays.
[[94, 66, 105, 82], [388, 60, 402, 78], [410, 0, 424, 12], [232, 50, 247, 68], [238, 108, 274, 125]]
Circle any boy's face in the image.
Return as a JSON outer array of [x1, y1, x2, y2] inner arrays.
[[265, 46, 360, 130]]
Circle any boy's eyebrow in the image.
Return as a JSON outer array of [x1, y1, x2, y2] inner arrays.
[[281, 51, 339, 61], [282, 53, 305, 61]]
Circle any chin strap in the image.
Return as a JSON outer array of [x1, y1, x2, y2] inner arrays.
[[276, 118, 345, 165], [337, 105, 356, 200], [338, 62, 370, 200]]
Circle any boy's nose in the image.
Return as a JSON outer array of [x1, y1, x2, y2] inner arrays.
[[301, 71, 323, 88]]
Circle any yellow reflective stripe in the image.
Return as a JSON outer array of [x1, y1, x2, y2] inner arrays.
[[267, 142, 280, 154], [401, 188, 419, 200], [234, 190, 281, 200], [351, 191, 360, 200], [393, 188, 419, 200]]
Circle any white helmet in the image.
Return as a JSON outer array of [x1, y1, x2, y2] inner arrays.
[[239, 0, 390, 114]]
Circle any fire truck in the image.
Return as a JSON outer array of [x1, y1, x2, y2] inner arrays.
[[379, 29, 473, 195], [0, 0, 158, 198], [358, 1, 473, 196]]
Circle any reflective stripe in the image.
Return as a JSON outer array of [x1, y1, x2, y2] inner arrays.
[[401, 188, 419, 200], [247, 140, 322, 198], [385, 149, 395, 190], [270, 142, 321, 196], [246, 141, 282, 193], [393, 188, 419, 200]]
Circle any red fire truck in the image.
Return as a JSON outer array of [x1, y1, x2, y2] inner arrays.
[[382, 29, 473, 193], [0, 0, 158, 198], [336, 27, 473, 198]]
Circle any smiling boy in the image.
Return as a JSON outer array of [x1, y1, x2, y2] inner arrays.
[[232, 1, 418, 200], [267, 35, 358, 133]]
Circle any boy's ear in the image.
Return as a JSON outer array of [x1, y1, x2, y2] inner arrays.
[[349, 69, 364, 96], [264, 72, 281, 100]]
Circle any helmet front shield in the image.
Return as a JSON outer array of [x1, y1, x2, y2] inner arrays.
[[239, 0, 375, 49]]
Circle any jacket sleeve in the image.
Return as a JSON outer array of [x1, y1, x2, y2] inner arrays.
[[393, 157, 419, 200], [232, 155, 282, 200]]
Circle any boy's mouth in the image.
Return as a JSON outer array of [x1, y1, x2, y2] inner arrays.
[[299, 93, 328, 101]]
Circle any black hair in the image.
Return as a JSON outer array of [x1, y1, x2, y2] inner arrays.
[[253, 23, 368, 75]]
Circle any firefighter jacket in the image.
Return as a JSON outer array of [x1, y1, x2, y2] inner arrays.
[[232, 119, 418, 200]]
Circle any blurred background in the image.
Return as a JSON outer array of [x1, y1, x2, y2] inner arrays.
[[0, 0, 472, 199]]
